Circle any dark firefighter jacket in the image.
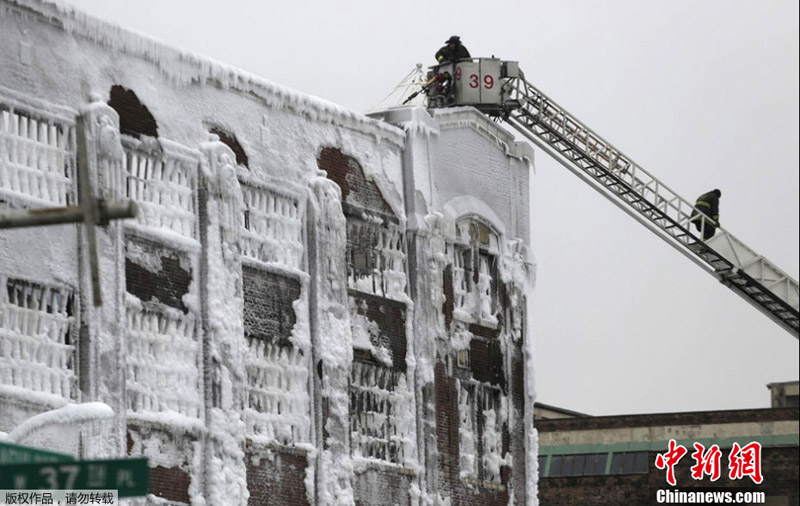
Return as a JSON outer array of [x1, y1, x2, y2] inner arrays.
[[694, 191, 720, 223], [435, 43, 471, 63]]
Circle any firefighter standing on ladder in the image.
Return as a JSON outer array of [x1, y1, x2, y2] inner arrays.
[[691, 189, 721, 240]]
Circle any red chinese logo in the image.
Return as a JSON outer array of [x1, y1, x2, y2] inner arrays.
[[690, 442, 722, 481], [728, 442, 763, 484], [657, 440, 765, 486], [655, 439, 687, 486]]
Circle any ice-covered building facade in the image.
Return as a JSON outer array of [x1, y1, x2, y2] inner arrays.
[[0, 1, 536, 505]]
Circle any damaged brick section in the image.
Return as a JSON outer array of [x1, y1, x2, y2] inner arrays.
[[125, 238, 191, 312], [435, 361, 459, 491], [353, 468, 413, 506], [350, 291, 407, 371], [242, 266, 301, 347], [149, 465, 191, 504], [470, 338, 505, 389], [443, 264, 455, 332], [318, 147, 396, 221], [246, 449, 310, 506]]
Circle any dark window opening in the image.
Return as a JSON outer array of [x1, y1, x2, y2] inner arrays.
[[633, 452, 648, 473], [537, 456, 548, 477], [610, 451, 649, 475], [108, 85, 159, 139], [610, 453, 624, 474], [562, 455, 574, 476], [210, 126, 249, 168], [571, 454, 586, 476], [549, 455, 563, 477], [542, 452, 611, 478]]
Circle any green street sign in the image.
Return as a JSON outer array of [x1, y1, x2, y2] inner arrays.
[[0, 457, 149, 497], [0, 442, 75, 465]]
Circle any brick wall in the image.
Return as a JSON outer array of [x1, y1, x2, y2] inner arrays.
[[443, 265, 454, 331], [149, 465, 192, 504], [510, 346, 527, 506], [242, 266, 301, 346], [435, 361, 512, 506], [353, 467, 413, 506], [469, 335, 504, 388], [435, 361, 458, 496], [318, 147, 395, 220], [537, 409, 800, 505], [350, 291, 406, 371], [246, 448, 310, 506], [0, 8, 539, 505], [125, 237, 191, 312], [538, 447, 799, 506], [127, 428, 194, 505], [535, 408, 800, 433]]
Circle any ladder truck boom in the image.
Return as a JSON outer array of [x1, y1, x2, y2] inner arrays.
[[421, 58, 799, 338]]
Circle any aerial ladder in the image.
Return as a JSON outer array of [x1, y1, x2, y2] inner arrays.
[[413, 58, 799, 339]]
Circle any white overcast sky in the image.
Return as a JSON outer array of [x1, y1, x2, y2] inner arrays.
[[65, 0, 799, 416]]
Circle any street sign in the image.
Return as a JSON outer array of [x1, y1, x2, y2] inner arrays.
[[0, 442, 74, 465], [0, 457, 149, 497]]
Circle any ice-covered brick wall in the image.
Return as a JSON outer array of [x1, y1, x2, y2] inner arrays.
[[242, 267, 300, 345], [374, 100, 534, 505], [246, 448, 310, 506], [0, 2, 535, 505], [430, 109, 531, 246]]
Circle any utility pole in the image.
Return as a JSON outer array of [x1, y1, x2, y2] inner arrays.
[[0, 108, 137, 306]]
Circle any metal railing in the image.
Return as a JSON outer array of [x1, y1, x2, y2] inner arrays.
[[240, 183, 305, 270], [122, 135, 198, 240], [125, 297, 202, 418], [0, 275, 76, 400], [244, 339, 311, 445], [0, 98, 75, 207]]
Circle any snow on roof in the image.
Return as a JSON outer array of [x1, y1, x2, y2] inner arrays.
[[9, 0, 404, 148]]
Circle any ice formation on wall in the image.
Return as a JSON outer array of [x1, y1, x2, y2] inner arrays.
[[0, 2, 538, 504]]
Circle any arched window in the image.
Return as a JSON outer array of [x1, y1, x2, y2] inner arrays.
[[209, 126, 248, 168], [108, 85, 158, 139], [452, 216, 500, 324]]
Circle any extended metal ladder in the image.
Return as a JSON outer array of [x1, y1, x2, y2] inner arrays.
[[502, 75, 799, 338]]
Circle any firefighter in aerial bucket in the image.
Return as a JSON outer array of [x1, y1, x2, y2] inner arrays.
[[690, 189, 721, 240], [435, 35, 471, 63], [431, 36, 471, 106]]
